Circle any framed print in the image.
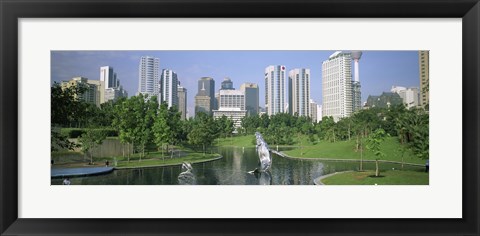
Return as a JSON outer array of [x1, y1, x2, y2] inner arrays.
[[1, 0, 479, 235]]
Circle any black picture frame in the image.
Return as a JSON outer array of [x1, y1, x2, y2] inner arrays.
[[1, 0, 479, 235]]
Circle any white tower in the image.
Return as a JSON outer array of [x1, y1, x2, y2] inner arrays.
[[265, 65, 286, 116], [351, 51, 362, 112]]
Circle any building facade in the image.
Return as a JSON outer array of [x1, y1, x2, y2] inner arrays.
[[265, 65, 286, 116], [61, 77, 104, 107], [309, 99, 317, 123], [240, 82, 259, 116], [289, 68, 311, 117], [138, 56, 160, 99], [218, 90, 245, 110], [221, 77, 234, 90], [391, 86, 420, 109], [177, 85, 187, 120], [196, 77, 215, 114], [100, 66, 117, 89], [160, 69, 178, 108], [195, 79, 212, 115], [322, 51, 353, 122], [419, 51, 429, 107]]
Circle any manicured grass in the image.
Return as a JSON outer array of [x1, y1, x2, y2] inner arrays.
[[114, 153, 221, 168], [52, 146, 221, 169], [283, 137, 425, 165], [215, 135, 256, 147], [321, 170, 429, 185]]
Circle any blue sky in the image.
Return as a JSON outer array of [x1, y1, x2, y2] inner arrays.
[[51, 50, 420, 116]]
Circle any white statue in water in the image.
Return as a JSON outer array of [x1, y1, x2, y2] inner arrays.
[[178, 162, 196, 185], [251, 132, 272, 173]]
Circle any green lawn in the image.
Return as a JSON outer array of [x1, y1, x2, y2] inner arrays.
[[114, 153, 221, 169], [215, 135, 257, 147], [321, 170, 429, 185], [283, 137, 425, 165], [52, 147, 221, 169]]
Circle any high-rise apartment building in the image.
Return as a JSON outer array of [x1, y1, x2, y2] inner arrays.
[[61, 77, 104, 107], [177, 85, 187, 120], [309, 99, 318, 123], [322, 51, 353, 122], [138, 56, 160, 99], [265, 65, 286, 116], [289, 68, 311, 117], [419, 51, 429, 107], [240, 83, 259, 116], [160, 69, 178, 108]]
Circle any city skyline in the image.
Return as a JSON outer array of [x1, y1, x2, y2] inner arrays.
[[51, 50, 421, 117]]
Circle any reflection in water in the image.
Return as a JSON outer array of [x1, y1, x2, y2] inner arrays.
[[253, 170, 272, 185], [52, 146, 425, 185]]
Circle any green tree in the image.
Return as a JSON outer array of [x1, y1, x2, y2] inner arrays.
[[188, 112, 216, 155], [366, 128, 387, 177], [51, 82, 86, 152], [78, 128, 107, 164]]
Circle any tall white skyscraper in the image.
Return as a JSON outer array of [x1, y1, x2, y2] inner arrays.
[[138, 56, 160, 99], [160, 69, 178, 108], [322, 51, 353, 121], [289, 68, 311, 117], [265, 65, 286, 116], [100, 66, 117, 89]]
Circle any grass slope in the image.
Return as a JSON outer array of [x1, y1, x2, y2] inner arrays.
[[284, 137, 425, 165], [321, 170, 429, 185]]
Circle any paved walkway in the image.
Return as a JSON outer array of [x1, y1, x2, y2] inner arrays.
[[51, 167, 114, 178]]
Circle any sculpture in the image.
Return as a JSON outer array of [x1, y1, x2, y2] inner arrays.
[[178, 162, 196, 185], [252, 132, 272, 173]]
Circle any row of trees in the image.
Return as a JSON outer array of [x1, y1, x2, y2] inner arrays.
[[52, 82, 428, 163], [51, 83, 234, 160], [240, 104, 429, 160]]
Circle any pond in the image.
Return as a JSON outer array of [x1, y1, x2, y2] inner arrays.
[[51, 146, 424, 185]]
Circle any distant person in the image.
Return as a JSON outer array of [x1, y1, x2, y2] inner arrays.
[[105, 160, 109, 167], [51, 159, 54, 166], [425, 160, 429, 173], [63, 178, 71, 185]]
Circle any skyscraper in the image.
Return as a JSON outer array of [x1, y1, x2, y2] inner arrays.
[[177, 85, 187, 120], [100, 66, 127, 102], [160, 69, 178, 108], [197, 77, 215, 112], [100, 66, 117, 89], [195, 80, 212, 115], [240, 83, 259, 116], [221, 77, 234, 90], [265, 65, 286, 116], [419, 51, 429, 107], [309, 99, 318, 123], [351, 51, 362, 112], [138, 56, 160, 99], [289, 68, 311, 117], [322, 51, 353, 121]]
